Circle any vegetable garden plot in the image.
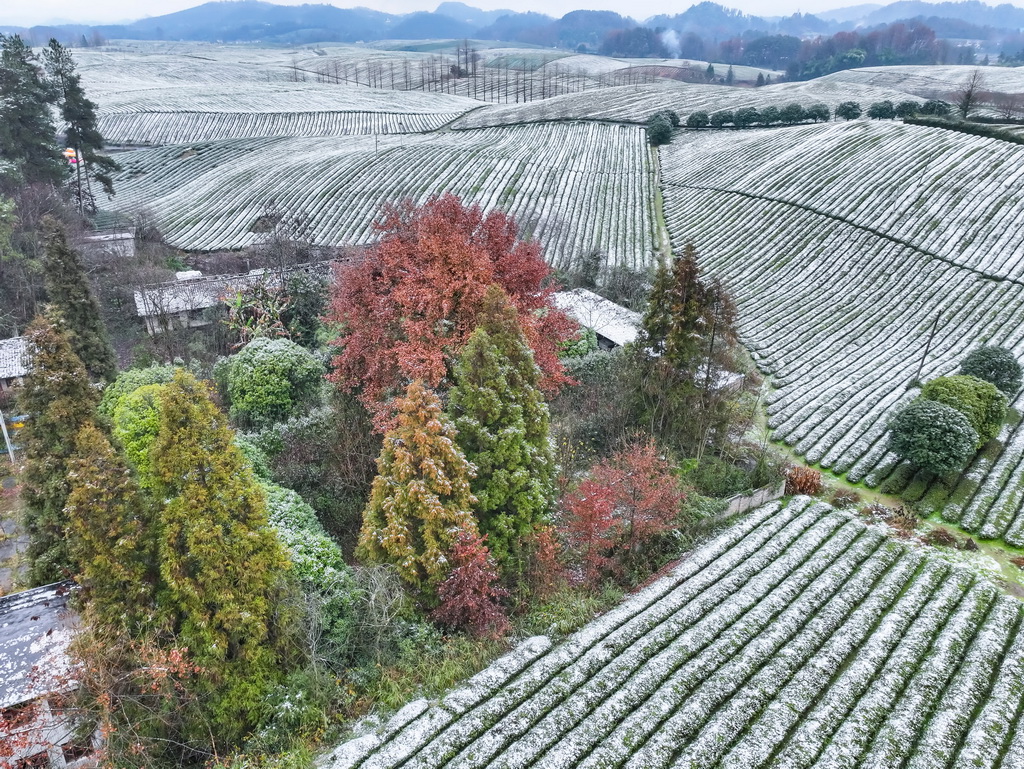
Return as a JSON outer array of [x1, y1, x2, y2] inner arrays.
[[100, 122, 656, 271], [660, 121, 1024, 546], [323, 497, 1024, 769]]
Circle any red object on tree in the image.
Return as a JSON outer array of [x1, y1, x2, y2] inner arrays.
[[432, 530, 510, 639], [561, 439, 684, 585], [327, 194, 576, 429]]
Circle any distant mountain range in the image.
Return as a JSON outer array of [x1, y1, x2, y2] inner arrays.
[[2, 0, 1023, 48]]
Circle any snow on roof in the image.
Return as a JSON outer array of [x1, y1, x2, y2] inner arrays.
[[134, 262, 333, 318], [0, 337, 28, 381], [553, 288, 640, 348], [0, 582, 77, 709], [322, 497, 1024, 768]]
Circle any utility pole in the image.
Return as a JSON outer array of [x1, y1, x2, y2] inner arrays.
[[0, 407, 16, 465]]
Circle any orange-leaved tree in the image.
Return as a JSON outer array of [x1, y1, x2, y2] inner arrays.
[[561, 439, 684, 585], [327, 194, 576, 428], [357, 380, 479, 594]]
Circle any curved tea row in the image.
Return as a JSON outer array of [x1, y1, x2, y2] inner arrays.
[[326, 498, 1024, 769]]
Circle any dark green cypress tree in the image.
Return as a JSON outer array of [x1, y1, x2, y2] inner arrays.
[[150, 369, 298, 750], [444, 286, 556, 575], [635, 244, 715, 446], [448, 315, 554, 570], [42, 215, 118, 381], [639, 243, 710, 370], [43, 39, 119, 209], [19, 311, 101, 584], [0, 34, 63, 186]]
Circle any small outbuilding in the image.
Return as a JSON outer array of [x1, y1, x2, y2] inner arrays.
[[552, 288, 641, 349], [0, 581, 93, 769]]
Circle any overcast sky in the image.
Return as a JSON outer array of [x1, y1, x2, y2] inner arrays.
[[0, 0, 922, 28]]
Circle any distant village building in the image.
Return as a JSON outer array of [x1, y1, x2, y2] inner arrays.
[[134, 263, 333, 335], [0, 337, 28, 393], [0, 581, 92, 769], [552, 288, 641, 349], [77, 229, 135, 262]]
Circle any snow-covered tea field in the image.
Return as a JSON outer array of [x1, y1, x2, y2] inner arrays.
[[103, 122, 656, 268], [326, 497, 1024, 769], [661, 120, 1024, 545], [94, 82, 479, 144], [816, 64, 1024, 98], [451, 79, 914, 129]]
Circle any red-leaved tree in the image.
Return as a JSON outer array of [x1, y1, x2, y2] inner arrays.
[[561, 439, 684, 586], [327, 194, 576, 428], [432, 530, 510, 639]]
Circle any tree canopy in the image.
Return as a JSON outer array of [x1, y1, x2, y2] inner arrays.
[[19, 312, 101, 584], [888, 399, 978, 475], [41, 215, 118, 381], [149, 370, 298, 748], [327, 194, 574, 428], [960, 346, 1023, 396], [0, 34, 63, 186], [920, 374, 1006, 447], [447, 287, 556, 570]]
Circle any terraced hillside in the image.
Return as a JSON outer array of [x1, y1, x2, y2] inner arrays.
[[450, 79, 913, 129], [102, 122, 655, 268], [94, 83, 479, 144], [659, 120, 1024, 546], [325, 497, 1024, 769], [817, 64, 1024, 99]]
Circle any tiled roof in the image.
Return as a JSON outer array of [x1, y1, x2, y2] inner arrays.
[[0, 337, 28, 381], [0, 581, 76, 708]]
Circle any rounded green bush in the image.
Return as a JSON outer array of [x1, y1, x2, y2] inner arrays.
[[100, 364, 177, 417], [959, 346, 1023, 396], [111, 383, 167, 489], [920, 374, 1006, 446], [647, 113, 673, 145], [224, 337, 325, 428], [887, 399, 978, 475]]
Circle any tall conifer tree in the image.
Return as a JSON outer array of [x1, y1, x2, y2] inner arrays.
[[42, 215, 118, 381], [635, 243, 720, 445], [44, 39, 119, 209], [65, 423, 156, 631], [0, 34, 63, 186], [149, 370, 296, 748], [19, 311, 100, 584], [357, 379, 478, 593], [448, 286, 555, 569]]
